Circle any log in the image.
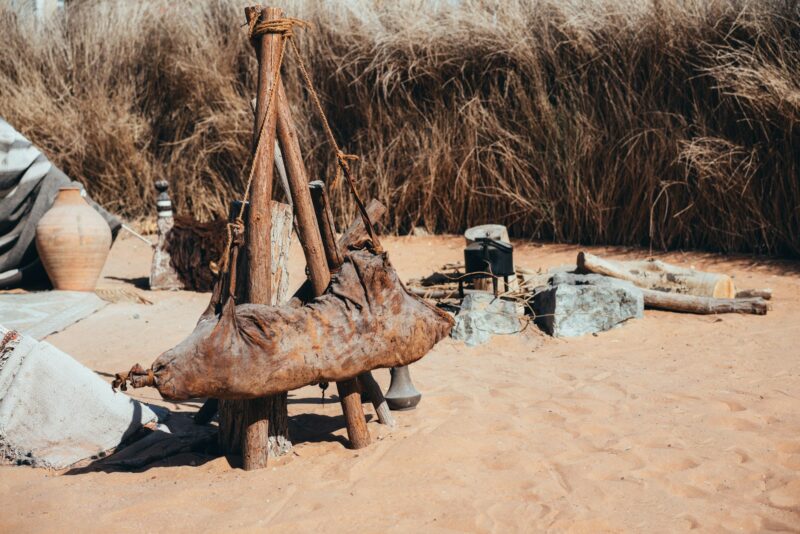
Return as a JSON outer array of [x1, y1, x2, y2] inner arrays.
[[227, 5, 284, 471], [335, 379, 370, 449], [308, 181, 371, 448], [641, 288, 768, 315], [309, 181, 343, 270], [311, 182, 394, 426], [736, 288, 772, 300], [577, 252, 736, 298]]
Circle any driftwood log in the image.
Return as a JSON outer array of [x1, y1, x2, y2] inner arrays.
[[577, 252, 736, 298], [640, 289, 768, 315], [115, 247, 453, 401], [736, 288, 772, 300]]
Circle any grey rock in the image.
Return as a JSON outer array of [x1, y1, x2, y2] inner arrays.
[[533, 273, 643, 337], [451, 292, 521, 346]]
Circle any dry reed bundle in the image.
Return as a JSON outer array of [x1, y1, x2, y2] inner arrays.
[[1, 0, 798, 255]]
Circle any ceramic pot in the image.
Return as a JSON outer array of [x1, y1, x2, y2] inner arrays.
[[35, 186, 111, 291]]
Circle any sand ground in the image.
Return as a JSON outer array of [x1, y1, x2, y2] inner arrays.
[[1, 233, 799, 533]]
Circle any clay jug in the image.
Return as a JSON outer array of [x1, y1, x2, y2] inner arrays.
[[35, 186, 111, 291]]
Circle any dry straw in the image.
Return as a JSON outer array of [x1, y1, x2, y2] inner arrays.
[[1, 0, 798, 256]]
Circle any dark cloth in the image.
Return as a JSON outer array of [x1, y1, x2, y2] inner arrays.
[[0, 119, 121, 288]]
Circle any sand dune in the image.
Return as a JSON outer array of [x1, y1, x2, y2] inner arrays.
[[1, 234, 798, 532]]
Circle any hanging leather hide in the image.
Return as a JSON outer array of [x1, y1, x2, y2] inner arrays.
[[116, 247, 453, 401]]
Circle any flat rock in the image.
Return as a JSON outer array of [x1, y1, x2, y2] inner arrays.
[[0, 325, 157, 469], [533, 273, 643, 337], [451, 292, 521, 346]]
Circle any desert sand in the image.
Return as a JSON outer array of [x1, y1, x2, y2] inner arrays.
[[1, 233, 799, 532]]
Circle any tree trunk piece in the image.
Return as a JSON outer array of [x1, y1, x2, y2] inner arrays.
[[218, 202, 293, 462], [578, 251, 736, 298], [641, 288, 768, 315], [736, 288, 772, 300]]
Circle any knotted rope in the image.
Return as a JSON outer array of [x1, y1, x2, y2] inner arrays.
[[215, 10, 381, 282], [112, 364, 155, 392]]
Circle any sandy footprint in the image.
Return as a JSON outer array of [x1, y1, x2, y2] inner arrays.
[[766, 479, 800, 510], [707, 414, 762, 432], [715, 398, 747, 412]]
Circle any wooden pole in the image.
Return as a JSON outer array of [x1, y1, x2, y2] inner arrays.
[[306, 181, 371, 448], [308, 180, 342, 270], [358, 371, 396, 427], [275, 81, 329, 296], [240, 5, 283, 471], [309, 181, 389, 432]]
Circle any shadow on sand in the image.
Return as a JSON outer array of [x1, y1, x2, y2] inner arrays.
[[65, 401, 366, 474]]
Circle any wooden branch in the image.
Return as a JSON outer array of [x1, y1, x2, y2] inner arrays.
[[358, 371, 395, 427], [736, 288, 772, 300], [237, 5, 283, 472], [309, 180, 343, 270], [641, 288, 768, 315], [335, 379, 371, 449], [578, 251, 736, 298], [275, 80, 329, 296], [308, 180, 371, 448]]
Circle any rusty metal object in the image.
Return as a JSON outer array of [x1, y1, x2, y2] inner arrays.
[[117, 247, 453, 401]]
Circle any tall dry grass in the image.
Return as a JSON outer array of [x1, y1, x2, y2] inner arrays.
[[1, 0, 798, 255]]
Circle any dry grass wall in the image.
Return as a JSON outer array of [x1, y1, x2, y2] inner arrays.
[[1, 0, 798, 255]]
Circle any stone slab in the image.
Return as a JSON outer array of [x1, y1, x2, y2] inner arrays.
[[533, 273, 643, 337], [451, 292, 521, 346]]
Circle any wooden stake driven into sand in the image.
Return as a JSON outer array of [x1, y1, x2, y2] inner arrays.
[[217, 5, 285, 471], [310, 181, 395, 429], [275, 95, 371, 449]]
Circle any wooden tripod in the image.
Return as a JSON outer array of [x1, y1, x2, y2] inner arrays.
[[218, 5, 374, 470]]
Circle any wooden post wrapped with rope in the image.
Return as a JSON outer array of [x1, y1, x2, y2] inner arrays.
[[217, 5, 287, 471]]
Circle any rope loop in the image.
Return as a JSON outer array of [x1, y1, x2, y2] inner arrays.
[[247, 14, 310, 41], [332, 151, 359, 189]]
